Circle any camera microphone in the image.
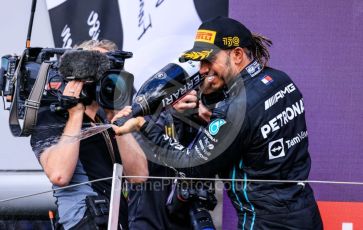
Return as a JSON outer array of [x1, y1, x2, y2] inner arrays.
[[59, 50, 110, 82]]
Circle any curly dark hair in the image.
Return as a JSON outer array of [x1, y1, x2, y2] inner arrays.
[[249, 33, 273, 67]]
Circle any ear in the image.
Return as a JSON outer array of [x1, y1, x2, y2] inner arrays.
[[231, 47, 245, 65]]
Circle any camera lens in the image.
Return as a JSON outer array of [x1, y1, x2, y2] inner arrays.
[[102, 72, 126, 100], [98, 70, 133, 110]]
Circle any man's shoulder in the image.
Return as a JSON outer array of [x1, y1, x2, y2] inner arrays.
[[244, 67, 297, 107], [259, 66, 293, 86], [30, 108, 67, 155]]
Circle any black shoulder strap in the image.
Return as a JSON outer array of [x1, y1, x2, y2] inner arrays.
[[101, 130, 116, 164], [93, 116, 116, 164], [9, 55, 51, 136]]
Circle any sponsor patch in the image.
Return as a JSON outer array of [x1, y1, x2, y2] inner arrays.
[[261, 75, 273, 85], [268, 138, 285, 160], [203, 137, 214, 150], [203, 129, 218, 142], [162, 134, 184, 150], [246, 60, 262, 77], [265, 83, 296, 110], [260, 98, 305, 139], [286, 131, 308, 148], [195, 29, 216, 44], [208, 119, 226, 136]]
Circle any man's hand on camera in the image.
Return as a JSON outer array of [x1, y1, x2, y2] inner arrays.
[[173, 90, 198, 113], [111, 106, 145, 135], [64, 80, 85, 115]]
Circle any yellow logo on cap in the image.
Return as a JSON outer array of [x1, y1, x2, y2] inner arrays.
[[195, 30, 216, 44], [222, 36, 240, 47], [183, 49, 213, 60]]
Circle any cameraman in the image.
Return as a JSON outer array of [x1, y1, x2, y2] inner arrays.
[[30, 40, 148, 230]]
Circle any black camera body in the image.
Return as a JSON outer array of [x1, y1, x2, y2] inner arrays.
[[1, 47, 134, 136], [52, 49, 134, 112], [0, 54, 19, 98], [167, 181, 217, 230], [0, 48, 68, 118]]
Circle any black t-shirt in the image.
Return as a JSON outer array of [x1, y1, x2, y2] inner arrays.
[[128, 162, 191, 230], [30, 108, 128, 228]]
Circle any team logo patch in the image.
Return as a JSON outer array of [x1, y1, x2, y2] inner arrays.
[[261, 75, 273, 85], [195, 29, 217, 44], [268, 138, 285, 160], [208, 119, 226, 136]]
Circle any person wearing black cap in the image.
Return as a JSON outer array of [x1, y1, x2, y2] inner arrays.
[[113, 16, 323, 229]]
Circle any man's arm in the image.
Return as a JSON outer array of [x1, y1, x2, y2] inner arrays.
[[113, 99, 243, 177], [39, 81, 85, 187], [40, 111, 82, 186], [115, 133, 148, 183], [107, 106, 148, 183]]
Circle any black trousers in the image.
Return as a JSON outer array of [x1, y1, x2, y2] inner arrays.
[[238, 202, 323, 230]]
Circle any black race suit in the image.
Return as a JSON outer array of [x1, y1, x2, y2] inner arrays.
[[128, 112, 200, 230], [138, 60, 323, 229]]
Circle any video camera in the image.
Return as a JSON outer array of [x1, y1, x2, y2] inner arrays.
[[0, 47, 134, 136], [166, 181, 217, 230]]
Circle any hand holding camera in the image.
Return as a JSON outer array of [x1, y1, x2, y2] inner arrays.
[[62, 80, 85, 116]]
